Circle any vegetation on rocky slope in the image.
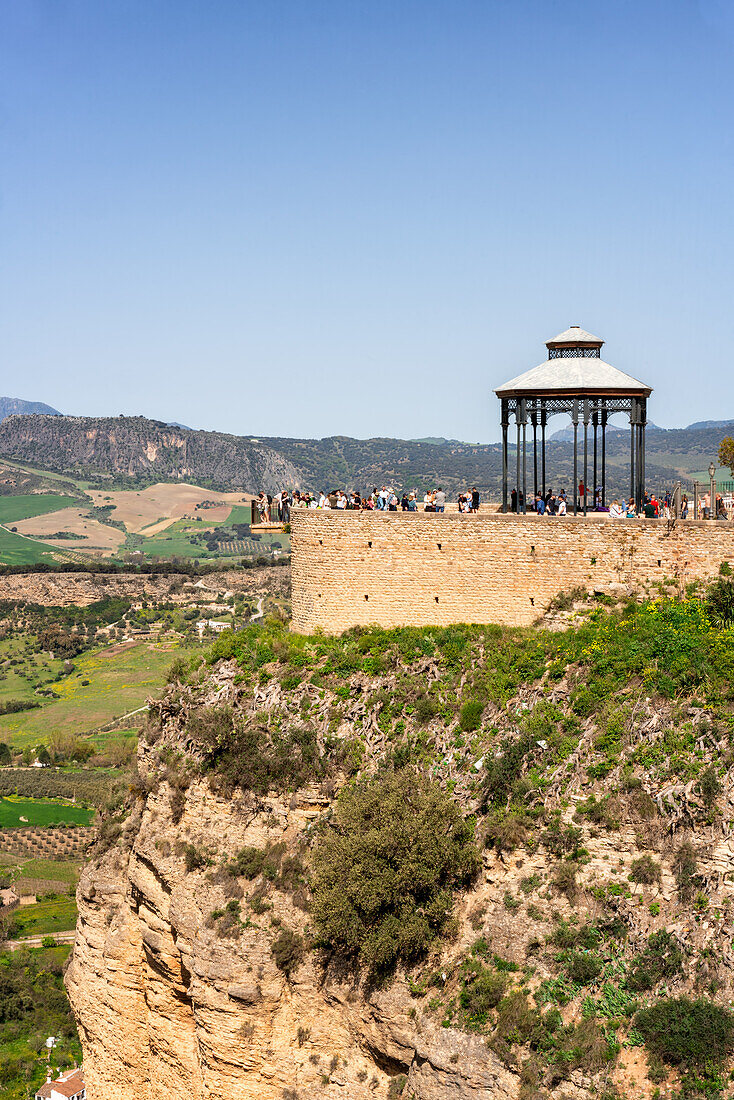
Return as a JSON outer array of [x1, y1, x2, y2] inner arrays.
[[128, 570, 734, 1096]]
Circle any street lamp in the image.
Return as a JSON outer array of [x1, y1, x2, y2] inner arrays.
[[709, 462, 716, 519]]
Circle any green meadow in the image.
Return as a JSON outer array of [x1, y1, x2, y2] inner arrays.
[[0, 494, 75, 524], [0, 797, 93, 828], [11, 896, 78, 937], [0, 640, 183, 747]]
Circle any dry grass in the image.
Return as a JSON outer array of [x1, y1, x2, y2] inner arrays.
[[14, 507, 125, 554], [88, 483, 252, 534]]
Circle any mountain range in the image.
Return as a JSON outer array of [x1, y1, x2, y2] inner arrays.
[[0, 396, 61, 421], [0, 400, 730, 497]]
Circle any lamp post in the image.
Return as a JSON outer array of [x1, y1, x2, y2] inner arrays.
[[709, 462, 716, 519]]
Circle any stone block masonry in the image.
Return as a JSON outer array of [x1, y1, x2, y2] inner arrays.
[[290, 511, 734, 632]]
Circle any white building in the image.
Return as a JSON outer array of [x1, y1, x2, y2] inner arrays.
[[35, 1067, 86, 1100]]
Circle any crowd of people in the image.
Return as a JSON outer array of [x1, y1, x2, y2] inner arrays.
[[254, 484, 731, 523], [254, 486, 482, 522], [513, 484, 731, 519]]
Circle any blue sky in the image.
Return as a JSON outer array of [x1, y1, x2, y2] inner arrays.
[[1, 0, 733, 443]]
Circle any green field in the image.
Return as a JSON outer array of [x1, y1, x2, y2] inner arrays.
[[0, 637, 66, 704], [0, 855, 82, 883], [0, 526, 59, 565], [11, 895, 78, 937], [0, 640, 185, 747], [138, 522, 223, 558], [0, 493, 76, 524], [225, 504, 253, 524], [0, 797, 93, 828]]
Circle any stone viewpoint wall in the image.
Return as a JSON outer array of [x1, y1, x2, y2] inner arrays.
[[290, 511, 734, 632]]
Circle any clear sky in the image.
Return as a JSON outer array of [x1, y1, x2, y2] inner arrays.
[[2, 0, 733, 443]]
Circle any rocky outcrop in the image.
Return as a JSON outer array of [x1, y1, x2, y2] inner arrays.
[[66, 768, 521, 1099], [65, 630, 734, 1100], [0, 565, 289, 607], [0, 415, 302, 492]]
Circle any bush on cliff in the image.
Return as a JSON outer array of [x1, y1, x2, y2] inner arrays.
[[310, 771, 479, 977], [635, 997, 734, 1076], [190, 705, 324, 794]]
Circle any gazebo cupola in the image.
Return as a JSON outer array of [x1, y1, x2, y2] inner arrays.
[[546, 325, 604, 359], [495, 325, 653, 515]]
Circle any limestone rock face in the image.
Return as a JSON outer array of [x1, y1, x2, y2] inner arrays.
[[66, 771, 522, 1100], [65, 653, 734, 1100], [0, 566, 288, 608]]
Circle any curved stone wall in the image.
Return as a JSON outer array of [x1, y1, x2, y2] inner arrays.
[[290, 510, 734, 633]]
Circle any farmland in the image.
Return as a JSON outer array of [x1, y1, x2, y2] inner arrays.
[[0, 526, 60, 565], [0, 797, 94, 829], [10, 896, 78, 937], [0, 639, 184, 748], [0, 494, 78, 524]]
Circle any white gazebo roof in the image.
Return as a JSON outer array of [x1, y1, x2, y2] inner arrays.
[[546, 325, 603, 346], [495, 357, 651, 397]]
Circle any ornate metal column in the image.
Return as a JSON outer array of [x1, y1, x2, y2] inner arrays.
[[521, 399, 527, 514], [637, 396, 647, 513], [592, 409, 598, 509], [541, 405, 547, 498], [515, 404, 522, 514], [532, 408, 538, 500], [633, 400, 638, 506], [501, 399, 509, 513], [583, 399, 589, 516], [572, 399, 579, 516], [601, 404, 608, 508]]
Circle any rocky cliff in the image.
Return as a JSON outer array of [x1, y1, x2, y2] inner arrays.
[[0, 415, 301, 492], [65, 592, 734, 1099]]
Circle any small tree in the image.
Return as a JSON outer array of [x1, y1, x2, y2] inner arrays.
[[719, 436, 734, 476], [311, 771, 479, 976]]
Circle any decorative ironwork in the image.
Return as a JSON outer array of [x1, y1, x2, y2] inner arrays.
[[548, 347, 601, 359], [506, 396, 635, 417]]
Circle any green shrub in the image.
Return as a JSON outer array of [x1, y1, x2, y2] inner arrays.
[[192, 706, 324, 795], [387, 1076, 407, 1098], [484, 810, 529, 853], [311, 771, 479, 976], [414, 695, 438, 724], [459, 960, 508, 1022], [629, 855, 662, 886], [697, 765, 722, 810], [271, 928, 305, 976], [706, 577, 734, 627], [673, 841, 701, 902], [566, 951, 602, 985], [459, 699, 483, 732], [184, 843, 210, 872], [627, 930, 683, 992], [635, 997, 734, 1071], [228, 846, 274, 879]]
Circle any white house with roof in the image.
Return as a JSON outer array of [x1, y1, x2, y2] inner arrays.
[[35, 1066, 86, 1100]]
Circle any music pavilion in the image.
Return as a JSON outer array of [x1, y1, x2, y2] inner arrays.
[[495, 325, 652, 515]]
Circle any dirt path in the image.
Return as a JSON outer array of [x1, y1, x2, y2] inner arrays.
[[5, 930, 76, 950]]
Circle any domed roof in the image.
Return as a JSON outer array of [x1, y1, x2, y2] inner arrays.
[[546, 325, 603, 347], [495, 357, 651, 397]]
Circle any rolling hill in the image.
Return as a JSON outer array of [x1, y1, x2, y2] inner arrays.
[[0, 412, 729, 503]]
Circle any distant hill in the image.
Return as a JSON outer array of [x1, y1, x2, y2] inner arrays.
[[549, 421, 662, 442], [0, 415, 299, 493], [0, 397, 61, 422], [0, 411, 727, 500], [685, 419, 734, 432]]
